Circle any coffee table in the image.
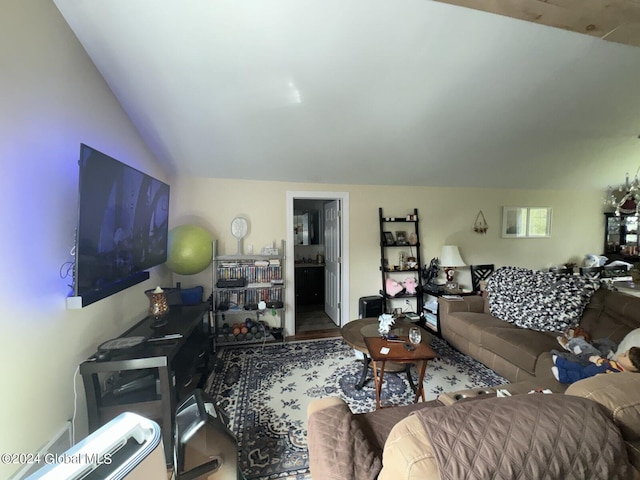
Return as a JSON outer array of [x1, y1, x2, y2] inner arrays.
[[364, 336, 437, 409], [341, 318, 431, 391]]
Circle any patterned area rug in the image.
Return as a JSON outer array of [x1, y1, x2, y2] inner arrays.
[[206, 336, 506, 480]]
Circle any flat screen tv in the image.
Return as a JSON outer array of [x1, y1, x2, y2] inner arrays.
[[70, 144, 170, 307]]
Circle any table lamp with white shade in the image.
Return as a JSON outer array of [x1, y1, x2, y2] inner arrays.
[[440, 245, 466, 290]]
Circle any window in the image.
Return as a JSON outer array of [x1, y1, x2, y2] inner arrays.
[[501, 207, 552, 238]]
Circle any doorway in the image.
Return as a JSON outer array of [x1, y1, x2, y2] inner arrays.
[[285, 191, 349, 336]]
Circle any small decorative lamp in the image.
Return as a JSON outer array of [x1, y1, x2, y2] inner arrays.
[[440, 245, 466, 290], [146, 286, 169, 327]]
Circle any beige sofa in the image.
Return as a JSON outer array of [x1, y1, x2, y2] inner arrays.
[[307, 286, 640, 479], [439, 286, 640, 385], [307, 373, 640, 479]]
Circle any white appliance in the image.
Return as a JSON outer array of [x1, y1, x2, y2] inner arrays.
[[25, 412, 166, 480]]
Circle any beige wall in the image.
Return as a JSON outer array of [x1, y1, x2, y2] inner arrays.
[[0, 2, 172, 477], [170, 177, 604, 329]]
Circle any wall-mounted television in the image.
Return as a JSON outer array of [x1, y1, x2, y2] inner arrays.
[[68, 144, 170, 308]]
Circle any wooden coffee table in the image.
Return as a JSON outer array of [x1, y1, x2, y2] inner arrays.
[[341, 318, 432, 393], [364, 335, 436, 409]]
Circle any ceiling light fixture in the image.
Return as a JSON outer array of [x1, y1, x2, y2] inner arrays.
[[604, 168, 640, 216]]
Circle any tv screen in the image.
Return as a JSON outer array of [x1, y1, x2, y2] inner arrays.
[[73, 144, 170, 305]]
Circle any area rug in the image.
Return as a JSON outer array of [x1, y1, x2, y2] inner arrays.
[[206, 336, 506, 480]]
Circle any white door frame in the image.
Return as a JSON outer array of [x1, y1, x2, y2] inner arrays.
[[285, 191, 350, 335]]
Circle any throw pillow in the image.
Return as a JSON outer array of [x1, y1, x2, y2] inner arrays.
[[616, 327, 640, 356]]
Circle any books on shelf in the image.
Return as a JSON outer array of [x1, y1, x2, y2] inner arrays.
[[424, 311, 437, 328], [424, 299, 438, 313], [442, 295, 463, 301], [405, 312, 420, 322]]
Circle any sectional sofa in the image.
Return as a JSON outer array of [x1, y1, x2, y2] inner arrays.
[[439, 273, 640, 386], [307, 269, 640, 479]]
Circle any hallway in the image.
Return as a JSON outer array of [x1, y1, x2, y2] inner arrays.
[[292, 305, 340, 340]]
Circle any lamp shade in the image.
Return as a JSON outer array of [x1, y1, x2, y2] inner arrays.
[[440, 245, 465, 267]]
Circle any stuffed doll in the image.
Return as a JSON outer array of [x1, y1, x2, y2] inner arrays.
[[557, 326, 591, 350], [403, 277, 418, 295], [385, 278, 405, 297]]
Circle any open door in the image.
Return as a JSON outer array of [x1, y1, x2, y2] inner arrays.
[[324, 200, 340, 325], [286, 191, 349, 335]]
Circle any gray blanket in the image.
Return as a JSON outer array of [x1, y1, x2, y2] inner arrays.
[[486, 266, 600, 332], [414, 394, 632, 480]]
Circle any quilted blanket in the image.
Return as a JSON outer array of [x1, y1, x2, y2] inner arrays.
[[307, 401, 382, 480], [415, 394, 632, 480], [307, 399, 441, 480], [486, 266, 600, 332]]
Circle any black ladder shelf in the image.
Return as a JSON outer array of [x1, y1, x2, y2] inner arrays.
[[378, 208, 423, 317]]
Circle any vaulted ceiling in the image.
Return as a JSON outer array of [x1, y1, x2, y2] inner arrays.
[[53, 0, 640, 191]]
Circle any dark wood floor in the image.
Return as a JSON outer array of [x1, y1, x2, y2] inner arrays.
[[287, 327, 341, 341], [289, 304, 341, 340]]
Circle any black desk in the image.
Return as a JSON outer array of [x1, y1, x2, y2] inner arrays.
[[79, 303, 210, 466]]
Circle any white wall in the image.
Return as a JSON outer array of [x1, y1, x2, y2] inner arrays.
[[0, 2, 172, 477], [170, 177, 604, 329]]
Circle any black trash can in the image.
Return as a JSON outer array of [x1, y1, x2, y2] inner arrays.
[[358, 295, 383, 318]]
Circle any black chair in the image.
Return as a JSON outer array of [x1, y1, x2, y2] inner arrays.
[[470, 264, 494, 293], [549, 266, 574, 275], [579, 266, 603, 279], [602, 264, 629, 278]]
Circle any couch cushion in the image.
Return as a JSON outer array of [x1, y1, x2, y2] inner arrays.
[[566, 372, 640, 442], [480, 326, 557, 375], [379, 414, 440, 480], [617, 328, 640, 357], [580, 289, 640, 342], [307, 401, 382, 480], [446, 311, 557, 375], [414, 394, 633, 480], [443, 311, 509, 345]]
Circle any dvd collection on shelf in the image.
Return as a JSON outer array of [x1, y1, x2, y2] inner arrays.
[[212, 240, 286, 346], [216, 287, 283, 310], [217, 259, 281, 285]]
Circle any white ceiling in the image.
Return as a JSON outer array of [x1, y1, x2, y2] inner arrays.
[[53, 0, 640, 191]]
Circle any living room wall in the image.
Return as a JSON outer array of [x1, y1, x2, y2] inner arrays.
[[0, 2, 610, 478], [170, 177, 604, 332], [0, 2, 172, 478]]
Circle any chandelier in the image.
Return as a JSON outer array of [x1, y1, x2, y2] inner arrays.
[[604, 169, 640, 216]]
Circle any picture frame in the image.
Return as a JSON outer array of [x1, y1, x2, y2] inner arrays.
[[383, 231, 395, 245], [395, 231, 408, 245], [502, 206, 552, 238]]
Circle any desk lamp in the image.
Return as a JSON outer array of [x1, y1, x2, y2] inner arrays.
[[440, 245, 466, 290]]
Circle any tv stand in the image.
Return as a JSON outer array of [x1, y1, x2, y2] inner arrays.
[[79, 303, 210, 466]]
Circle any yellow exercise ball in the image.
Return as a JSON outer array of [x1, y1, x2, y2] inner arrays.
[[165, 225, 213, 275]]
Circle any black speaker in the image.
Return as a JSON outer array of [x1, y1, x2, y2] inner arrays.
[[359, 295, 383, 318], [174, 389, 240, 480]]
